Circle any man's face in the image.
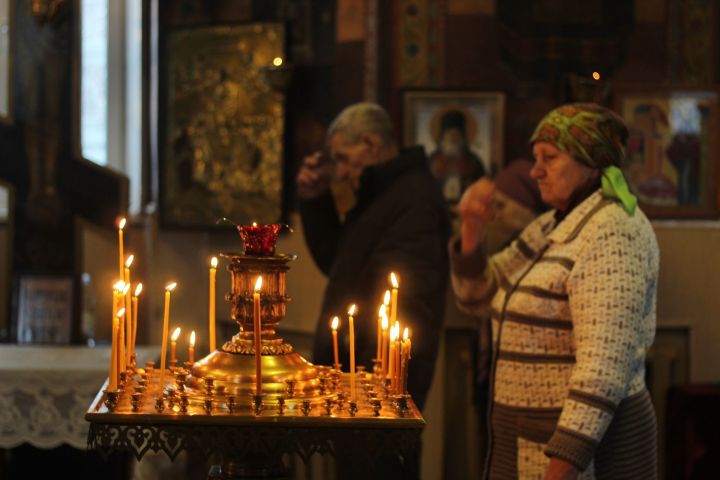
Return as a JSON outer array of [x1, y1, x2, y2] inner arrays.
[[329, 133, 376, 190], [439, 128, 466, 156]]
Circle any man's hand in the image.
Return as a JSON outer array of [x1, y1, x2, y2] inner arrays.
[[458, 177, 496, 254], [544, 458, 579, 480], [296, 152, 334, 199]]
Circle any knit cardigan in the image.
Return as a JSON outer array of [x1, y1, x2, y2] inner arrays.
[[451, 189, 659, 477]]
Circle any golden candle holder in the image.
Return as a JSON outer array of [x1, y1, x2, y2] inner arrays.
[[251, 393, 265, 416], [103, 389, 120, 412], [348, 401, 358, 417]]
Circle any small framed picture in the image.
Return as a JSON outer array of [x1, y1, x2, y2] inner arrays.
[[613, 86, 719, 218], [15, 275, 73, 344], [402, 90, 505, 206]]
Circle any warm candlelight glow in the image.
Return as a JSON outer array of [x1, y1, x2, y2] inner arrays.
[[592, 71, 601, 80], [211, 256, 218, 268], [272, 56, 283, 67], [254, 276, 263, 291], [348, 304, 357, 316], [384, 290, 391, 306], [189, 331, 196, 363], [166, 282, 177, 291], [253, 277, 263, 395], [134, 283, 143, 296], [381, 310, 389, 375], [403, 327, 409, 341], [348, 305, 357, 401], [331, 316, 339, 330], [381, 313, 389, 330], [125, 254, 134, 268], [190, 330, 196, 346], [118, 218, 127, 230], [390, 272, 399, 289], [160, 282, 177, 386], [113, 280, 125, 291], [209, 256, 218, 352], [117, 307, 126, 318], [171, 327, 181, 342], [122, 283, 130, 295], [252, 221, 258, 227]]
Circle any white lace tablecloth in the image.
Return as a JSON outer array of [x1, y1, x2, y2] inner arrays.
[[0, 345, 158, 450]]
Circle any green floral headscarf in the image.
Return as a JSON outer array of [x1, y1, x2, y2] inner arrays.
[[530, 103, 637, 215]]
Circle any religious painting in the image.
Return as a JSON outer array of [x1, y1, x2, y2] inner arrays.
[[402, 90, 505, 207], [614, 87, 719, 218], [161, 23, 285, 228], [0, 0, 12, 122], [14, 275, 73, 344]]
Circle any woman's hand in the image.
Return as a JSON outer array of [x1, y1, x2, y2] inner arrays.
[[544, 458, 578, 480], [458, 178, 496, 254]]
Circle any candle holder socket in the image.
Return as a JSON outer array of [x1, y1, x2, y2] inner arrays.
[[103, 389, 120, 412], [227, 395, 236, 413], [204, 398, 213, 415], [251, 393, 265, 416], [336, 392, 346, 412], [204, 376, 216, 396], [175, 372, 187, 392], [119, 371, 128, 388], [323, 397, 334, 416], [131, 392, 143, 412], [370, 398, 382, 417], [284, 379, 297, 398], [179, 392, 189, 413], [348, 400, 358, 417], [301, 399, 312, 416], [319, 376, 329, 395], [372, 358, 381, 376], [394, 394, 411, 417], [155, 396, 165, 413], [276, 396, 286, 415]]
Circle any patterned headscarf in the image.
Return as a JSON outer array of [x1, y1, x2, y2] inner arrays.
[[530, 103, 637, 215]]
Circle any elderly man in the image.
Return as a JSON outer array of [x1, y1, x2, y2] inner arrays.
[[296, 102, 449, 410]]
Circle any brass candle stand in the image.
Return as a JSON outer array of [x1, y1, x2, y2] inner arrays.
[[87, 245, 424, 478]]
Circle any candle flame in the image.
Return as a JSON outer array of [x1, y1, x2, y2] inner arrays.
[[347, 304, 357, 316], [254, 276, 263, 291], [331, 316, 339, 330], [403, 327, 409, 341], [118, 217, 127, 230], [383, 290, 391, 305], [378, 304, 386, 317], [211, 256, 218, 268], [390, 326, 397, 341], [113, 280, 125, 291], [125, 254, 134, 268], [165, 282, 177, 291], [381, 312, 389, 330], [171, 327, 181, 341], [272, 56, 283, 67], [190, 331, 196, 347], [134, 283, 143, 296], [592, 71, 601, 81], [117, 307, 126, 318], [390, 272, 399, 288], [122, 283, 130, 295], [252, 221, 258, 227]]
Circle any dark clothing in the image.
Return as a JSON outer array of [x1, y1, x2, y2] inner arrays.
[[299, 147, 450, 410]]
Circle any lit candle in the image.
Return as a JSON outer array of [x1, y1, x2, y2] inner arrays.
[[170, 327, 181, 364], [348, 304, 357, 402], [189, 330, 196, 364], [160, 282, 177, 387], [390, 273, 399, 326], [209, 256, 218, 352], [388, 325, 397, 388], [377, 292, 389, 361], [118, 283, 130, 374], [124, 255, 134, 366], [401, 327, 412, 394], [108, 307, 121, 391], [331, 316, 340, 368], [254, 276, 263, 395], [131, 283, 142, 363], [117, 218, 126, 280], [381, 312, 389, 375]]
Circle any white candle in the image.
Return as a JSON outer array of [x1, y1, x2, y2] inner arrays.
[[189, 330, 196, 363], [124, 255, 134, 366], [131, 283, 142, 362], [331, 316, 340, 368], [160, 282, 177, 387], [348, 304, 357, 402], [117, 218, 126, 280], [209, 257, 218, 352], [109, 308, 119, 391], [118, 283, 129, 374], [254, 276, 263, 395]]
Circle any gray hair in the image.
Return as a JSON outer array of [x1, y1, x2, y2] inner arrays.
[[326, 102, 396, 147]]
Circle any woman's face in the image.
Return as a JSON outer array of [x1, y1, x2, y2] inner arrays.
[[531, 142, 599, 211]]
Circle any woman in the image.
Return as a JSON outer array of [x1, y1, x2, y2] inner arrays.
[[452, 103, 658, 480]]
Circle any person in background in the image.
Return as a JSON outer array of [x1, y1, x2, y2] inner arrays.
[[296, 102, 450, 412], [452, 103, 659, 479]]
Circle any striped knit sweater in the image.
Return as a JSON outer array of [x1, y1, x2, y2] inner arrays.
[[451, 189, 659, 478]]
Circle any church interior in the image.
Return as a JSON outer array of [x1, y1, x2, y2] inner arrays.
[[1, 0, 719, 479]]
